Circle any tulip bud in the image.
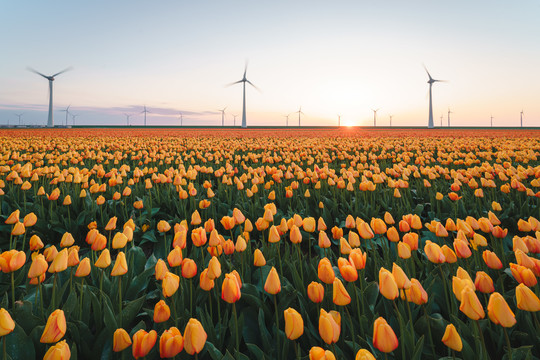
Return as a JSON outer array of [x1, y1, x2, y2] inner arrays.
[[43, 340, 71, 360], [29, 235, 44, 251], [392, 263, 411, 289], [474, 271, 495, 294], [111, 252, 128, 276], [222, 273, 241, 303], [23, 213, 37, 227], [482, 250, 503, 269], [113, 328, 132, 352], [441, 324, 462, 351], [264, 267, 281, 295], [112, 232, 128, 249], [183, 318, 207, 355], [487, 292, 516, 327], [459, 287, 485, 320], [378, 267, 399, 300], [253, 249, 266, 267], [132, 329, 157, 359], [307, 281, 324, 303], [40, 309, 66, 343], [95, 249, 111, 268], [424, 240, 446, 264], [0, 308, 15, 336], [167, 246, 183, 268], [515, 283, 540, 312], [309, 347, 336, 360], [182, 258, 197, 279], [319, 309, 340, 344], [162, 271, 180, 297], [332, 278, 351, 306], [159, 327, 184, 358], [207, 256, 221, 280], [397, 241, 411, 259], [153, 300, 171, 323], [155, 259, 168, 280], [75, 257, 91, 277], [373, 316, 399, 353], [48, 248, 68, 273], [199, 268, 215, 291], [28, 254, 48, 279], [317, 258, 335, 284], [284, 307, 304, 340]]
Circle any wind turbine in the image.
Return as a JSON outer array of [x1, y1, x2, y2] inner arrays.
[[423, 65, 446, 129], [337, 114, 341, 127], [490, 114, 494, 127], [60, 105, 71, 126], [440, 115, 444, 127], [520, 110, 524, 127], [140, 106, 151, 126], [227, 62, 259, 128], [71, 113, 79, 126], [283, 114, 290, 127], [27, 67, 72, 127], [124, 113, 132, 126], [295, 107, 304, 126], [219, 107, 227, 126], [389, 115, 393, 127], [372, 108, 379, 127], [178, 112, 184, 126], [447, 108, 452, 127], [15, 113, 24, 126], [232, 114, 238, 127]]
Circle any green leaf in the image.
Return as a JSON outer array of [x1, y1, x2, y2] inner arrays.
[[103, 297, 118, 331], [204, 341, 224, 360], [5, 324, 35, 360], [121, 294, 146, 327], [246, 343, 266, 359]]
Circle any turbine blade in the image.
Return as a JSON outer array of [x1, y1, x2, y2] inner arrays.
[[52, 67, 73, 77], [243, 60, 248, 78], [226, 80, 244, 87], [27, 67, 49, 79], [422, 64, 433, 81], [246, 80, 260, 92]]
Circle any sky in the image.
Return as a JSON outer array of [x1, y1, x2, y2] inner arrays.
[[0, 1, 539, 127]]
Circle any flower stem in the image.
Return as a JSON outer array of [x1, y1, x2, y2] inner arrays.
[[118, 276, 122, 327], [274, 295, 280, 360], [11, 272, 15, 309], [233, 302, 239, 354], [503, 327, 512, 360]]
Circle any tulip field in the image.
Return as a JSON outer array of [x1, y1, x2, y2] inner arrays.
[[2, 127, 540, 360]]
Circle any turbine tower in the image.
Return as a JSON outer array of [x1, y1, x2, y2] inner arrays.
[[490, 114, 494, 127], [337, 114, 341, 127], [423, 65, 445, 129], [295, 107, 304, 126], [60, 105, 71, 126], [227, 62, 258, 128], [124, 113, 132, 126], [140, 106, 151, 126], [440, 115, 443, 127], [28, 67, 72, 127], [447, 108, 452, 127], [15, 113, 24, 126], [232, 114, 238, 127], [219, 107, 227, 126], [178, 112, 183, 126], [372, 109, 379, 126], [520, 110, 524, 127], [389, 115, 393, 127], [71, 113, 79, 126], [283, 114, 290, 127]]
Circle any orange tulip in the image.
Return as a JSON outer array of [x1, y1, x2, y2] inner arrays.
[[349, 248, 367, 269], [402, 232, 418, 250], [112, 232, 128, 249], [207, 256, 222, 280], [441, 245, 457, 263], [5, 210, 20, 224], [23, 212, 37, 227], [159, 327, 184, 358], [307, 281, 324, 303], [355, 349, 376, 360], [482, 250, 503, 270], [113, 328, 132, 352], [309, 347, 336, 360], [487, 292, 516, 327], [28, 254, 48, 279], [75, 257, 91, 277], [370, 218, 387, 234], [459, 287, 485, 320], [0, 250, 26, 273], [392, 263, 411, 289], [510, 263, 537, 287], [357, 221, 374, 239], [264, 267, 281, 295], [111, 252, 128, 276], [319, 309, 341, 344], [10, 222, 25, 236], [191, 227, 207, 247], [183, 318, 207, 355], [453, 238, 472, 259], [424, 240, 446, 263], [338, 257, 358, 282], [153, 300, 171, 323], [222, 273, 241, 303], [162, 271, 180, 297], [284, 307, 304, 340], [332, 278, 351, 305], [402, 278, 428, 305], [95, 249, 111, 268], [318, 258, 335, 284], [155, 259, 168, 280], [373, 317, 398, 353], [199, 268, 215, 291], [515, 283, 540, 312], [105, 216, 117, 231], [253, 248, 266, 267], [0, 308, 15, 337], [43, 340, 71, 360], [132, 329, 157, 359], [397, 241, 411, 259], [441, 324, 462, 351], [29, 235, 44, 251], [167, 246, 183, 268], [379, 267, 399, 300], [40, 309, 66, 343]]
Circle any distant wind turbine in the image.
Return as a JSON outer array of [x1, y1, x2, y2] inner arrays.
[[71, 113, 79, 126], [283, 114, 290, 127], [372, 108, 379, 127], [295, 107, 304, 126], [178, 112, 183, 126], [520, 110, 524, 127], [337, 114, 341, 127], [219, 107, 227, 126], [60, 105, 71, 126], [491, 114, 494, 127], [232, 114, 238, 127], [27, 67, 72, 127], [124, 113, 132, 126], [447, 108, 452, 127], [15, 113, 24, 126], [389, 115, 393, 127], [423, 65, 446, 129], [227, 62, 259, 128], [440, 115, 444, 127], [140, 106, 151, 126]]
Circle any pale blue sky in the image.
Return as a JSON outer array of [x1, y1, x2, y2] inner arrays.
[[1, 1, 538, 127]]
